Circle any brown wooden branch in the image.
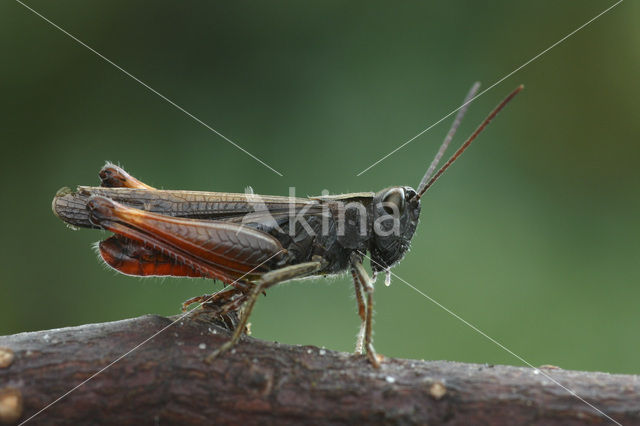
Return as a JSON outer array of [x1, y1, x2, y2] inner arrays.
[[1, 313, 638, 425]]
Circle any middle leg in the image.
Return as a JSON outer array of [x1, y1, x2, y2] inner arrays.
[[205, 259, 326, 363]]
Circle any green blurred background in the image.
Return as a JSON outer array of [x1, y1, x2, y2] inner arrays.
[[2, 1, 638, 374]]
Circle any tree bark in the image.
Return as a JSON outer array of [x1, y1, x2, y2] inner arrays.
[[0, 313, 638, 425]]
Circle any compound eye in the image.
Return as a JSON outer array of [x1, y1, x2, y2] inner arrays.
[[382, 188, 405, 215]]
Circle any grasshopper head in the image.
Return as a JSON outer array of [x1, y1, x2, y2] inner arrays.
[[370, 186, 421, 272]]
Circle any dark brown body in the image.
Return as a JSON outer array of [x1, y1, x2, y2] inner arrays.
[[53, 185, 411, 279]]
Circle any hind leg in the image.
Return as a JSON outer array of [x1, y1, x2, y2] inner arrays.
[[99, 163, 155, 189]]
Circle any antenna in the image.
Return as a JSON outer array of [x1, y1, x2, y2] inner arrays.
[[415, 85, 523, 200], [417, 82, 481, 194]]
